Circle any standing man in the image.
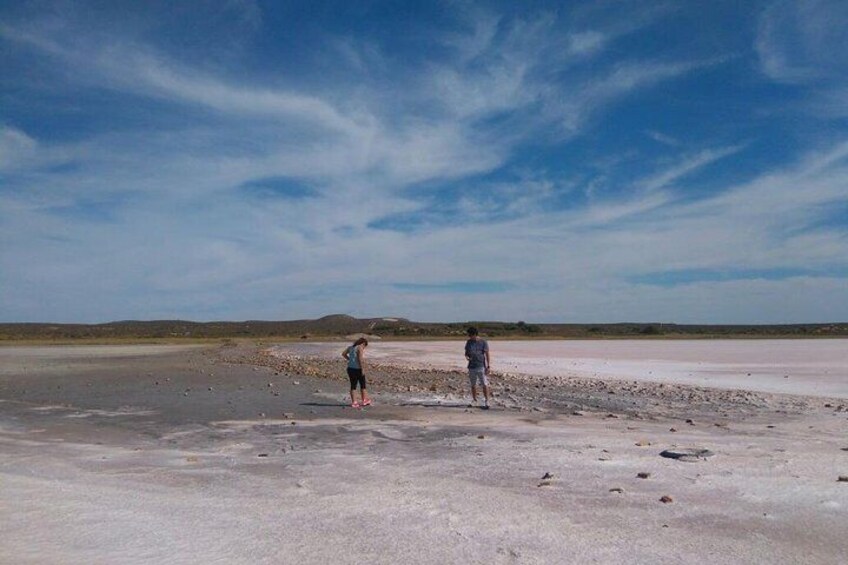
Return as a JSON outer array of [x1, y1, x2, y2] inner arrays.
[[464, 326, 491, 409]]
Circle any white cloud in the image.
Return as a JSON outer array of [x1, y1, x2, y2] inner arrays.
[[756, 0, 848, 83], [2, 4, 845, 323], [0, 126, 37, 170], [756, 0, 848, 118], [637, 145, 745, 192]]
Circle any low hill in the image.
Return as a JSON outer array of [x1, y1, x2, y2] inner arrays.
[[0, 317, 846, 341]]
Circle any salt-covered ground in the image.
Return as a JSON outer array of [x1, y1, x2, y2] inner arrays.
[[1, 343, 847, 564], [286, 339, 848, 398]]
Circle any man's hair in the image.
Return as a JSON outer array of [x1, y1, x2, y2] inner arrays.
[[466, 326, 478, 336]]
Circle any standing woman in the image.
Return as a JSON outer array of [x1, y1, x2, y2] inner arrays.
[[342, 337, 371, 408]]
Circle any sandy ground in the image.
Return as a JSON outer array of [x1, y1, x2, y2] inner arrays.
[[1, 342, 847, 564]]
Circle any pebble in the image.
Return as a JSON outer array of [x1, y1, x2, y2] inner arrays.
[[669, 428, 677, 433], [541, 472, 553, 480], [660, 495, 674, 503], [838, 476, 848, 482], [609, 487, 624, 493], [477, 435, 485, 440], [637, 472, 651, 479], [635, 440, 651, 447]]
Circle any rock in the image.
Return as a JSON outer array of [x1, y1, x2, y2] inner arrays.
[[537, 480, 553, 487], [609, 487, 624, 493], [257, 453, 268, 457], [669, 428, 677, 432], [477, 435, 485, 440], [259, 412, 266, 418], [635, 440, 651, 447], [685, 419, 694, 425], [293, 381, 300, 385], [660, 495, 674, 503], [637, 472, 651, 479], [660, 448, 714, 461], [268, 383, 274, 387], [572, 410, 585, 416], [838, 476, 848, 482], [208, 387, 213, 391], [541, 472, 553, 480]]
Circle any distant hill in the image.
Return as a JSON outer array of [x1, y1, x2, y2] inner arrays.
[[1, 316, 846, 341]]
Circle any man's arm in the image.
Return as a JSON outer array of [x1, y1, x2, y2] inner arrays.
[[485, 348, 491, 374]]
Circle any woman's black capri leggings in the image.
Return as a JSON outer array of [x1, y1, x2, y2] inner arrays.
[[347, 368, 367, 390]]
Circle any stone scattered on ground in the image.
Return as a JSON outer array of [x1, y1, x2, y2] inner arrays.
[[659, 448, 715, 462]]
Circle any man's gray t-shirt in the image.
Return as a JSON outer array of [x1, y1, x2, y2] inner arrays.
[[465, 339, 489, 369]]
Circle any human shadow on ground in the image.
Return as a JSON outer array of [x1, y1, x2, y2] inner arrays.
[[398, 402, 471, 409]]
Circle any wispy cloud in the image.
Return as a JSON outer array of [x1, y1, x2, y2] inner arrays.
[[1, 1, 846, 323], [637, 145, 745, 192], [756, 0, 848, 117]]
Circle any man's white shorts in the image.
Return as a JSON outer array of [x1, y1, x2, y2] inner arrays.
[[468, 367, 489, 387]]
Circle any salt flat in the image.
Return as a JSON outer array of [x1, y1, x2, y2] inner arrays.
[[285, 339, 848, 398], [1, 343, 847, 564]]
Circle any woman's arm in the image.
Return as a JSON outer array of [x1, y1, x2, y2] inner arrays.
[[342, 348, 349, 360]]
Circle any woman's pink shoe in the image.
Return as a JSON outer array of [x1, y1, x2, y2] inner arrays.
[[362, 399, 372, 406], [351, 402, 360, 408]]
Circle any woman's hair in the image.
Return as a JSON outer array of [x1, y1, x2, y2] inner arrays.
[[353, 337, 369, 347]]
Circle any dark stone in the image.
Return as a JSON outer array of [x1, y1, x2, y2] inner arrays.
[[660, 448, 714, 462]]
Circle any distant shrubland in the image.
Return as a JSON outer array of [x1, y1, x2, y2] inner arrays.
[[1, 315, 846, 342]]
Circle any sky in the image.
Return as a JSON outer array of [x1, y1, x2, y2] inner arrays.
[[1, 0, 847, 324]]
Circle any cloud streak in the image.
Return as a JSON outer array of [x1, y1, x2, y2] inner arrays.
[[1, 1, 846, 323]]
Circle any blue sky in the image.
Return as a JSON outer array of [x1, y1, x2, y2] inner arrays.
[[1, 0, 847, 324]]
